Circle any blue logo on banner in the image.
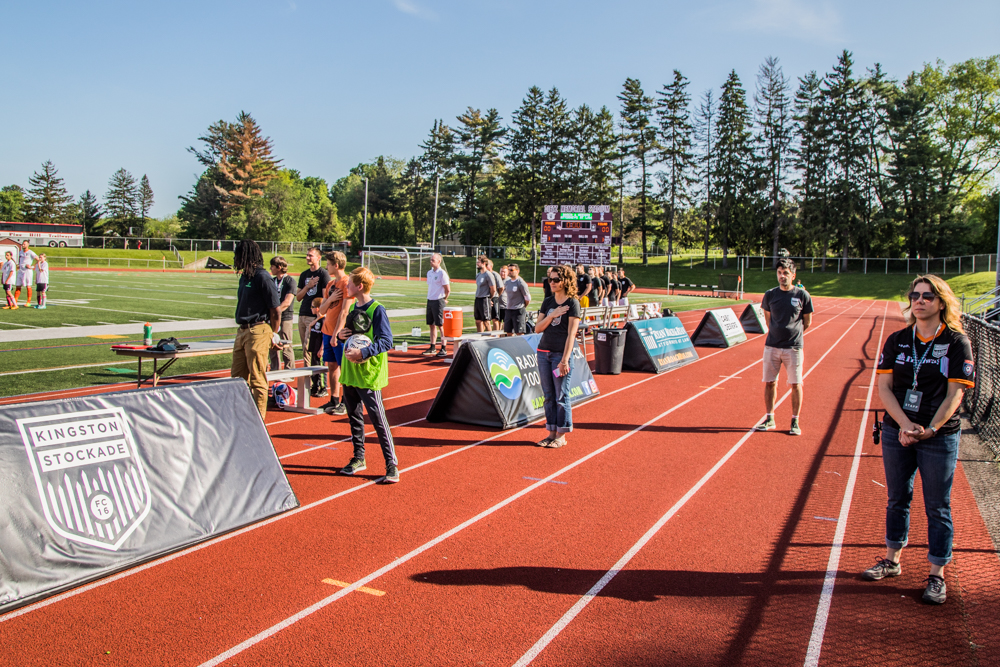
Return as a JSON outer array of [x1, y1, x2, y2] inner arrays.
[[487, 348, 523, 400]]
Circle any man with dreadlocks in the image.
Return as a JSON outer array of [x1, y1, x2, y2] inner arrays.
[[232, 239, 281, 418]]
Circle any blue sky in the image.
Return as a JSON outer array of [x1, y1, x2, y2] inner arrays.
[[2, 0, 997, 218]]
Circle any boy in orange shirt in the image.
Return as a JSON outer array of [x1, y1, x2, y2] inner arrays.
[[318, 251, 354, 415]]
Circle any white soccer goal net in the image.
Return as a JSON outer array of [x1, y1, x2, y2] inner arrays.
[[362, 246, 445, 280]]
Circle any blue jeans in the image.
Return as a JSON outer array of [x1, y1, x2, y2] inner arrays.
[[537, 349, 574, 434], [881, 424, 959, 566]]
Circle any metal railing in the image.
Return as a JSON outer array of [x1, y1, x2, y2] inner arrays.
[[53, 256, 183, 269], [963, 313, 1000, 459]]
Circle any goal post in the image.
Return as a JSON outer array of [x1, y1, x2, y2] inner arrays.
[[361, 246, 445, 281]]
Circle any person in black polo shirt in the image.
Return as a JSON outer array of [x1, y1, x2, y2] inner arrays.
[[535, 264, 582, 449], [231, 240, 281, 419], [589, 266, 603, 307], [296, 247, 330, 396], [861, 275, 974, 605], [605, 267, 620, 306], [756, 258, 813, 435], [617, 267, 634, 305]]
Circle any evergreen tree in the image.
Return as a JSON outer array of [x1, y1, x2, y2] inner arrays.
[[792, 71, 831, 260], [24, 160, 76, 223], [104, 168, 138, 235], [754, 56, 793, 264], [694, 90, 717, 262], [618, 78, 660, 264], [858, 64, 895, 256], [418, 119, 459, 242], [0, 185, 25, 222], [78, 190, 102, 235], [137, 175, 154, 235], [178, 170, 226, 239], [453, 107, 506, 244], [656, 69, 697, 260], [585, 106, 621, 206], [538, 87, 573, 208], [506, 86, 548, 249], [713, 71, 755, 267], [823, 50, 868, 268], [215, 111, 281, 218]]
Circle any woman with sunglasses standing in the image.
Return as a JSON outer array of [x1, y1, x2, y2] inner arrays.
[[534, 264, 581, 449], [863, 275, 975, 604]]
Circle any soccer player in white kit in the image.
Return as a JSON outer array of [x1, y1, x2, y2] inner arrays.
[[15, 240, 38, 307], [34, 252, 49, 308], [2, 251, 16, 309]]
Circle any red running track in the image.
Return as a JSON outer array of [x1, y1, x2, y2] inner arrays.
[[1, 297, 998, 667]]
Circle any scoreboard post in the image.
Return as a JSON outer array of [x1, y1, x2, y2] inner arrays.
[[539, 204, 613, 268]]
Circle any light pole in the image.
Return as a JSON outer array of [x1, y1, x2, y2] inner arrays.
[[362, 177, 369, 251], [431, 174, 439, 250]]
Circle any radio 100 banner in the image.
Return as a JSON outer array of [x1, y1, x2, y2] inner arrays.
[[540, 204, 612, 266]]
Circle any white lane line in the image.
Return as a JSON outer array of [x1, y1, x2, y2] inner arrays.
[[46, 303, 199, 320], [0, 360, 138, 377], [0, 300, 856, 620], [198, 355, 770, 667], [0, 321, 43, 328], [804, 300, 889, 667], [199, 301, 864, 666], [513, 299, 878, 667]]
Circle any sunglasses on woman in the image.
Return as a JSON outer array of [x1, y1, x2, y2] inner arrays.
[[549, 276, 563, 283], [908, 291, 937, 302]]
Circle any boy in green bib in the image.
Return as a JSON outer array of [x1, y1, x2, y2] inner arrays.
[[337, 267, 399, 484]]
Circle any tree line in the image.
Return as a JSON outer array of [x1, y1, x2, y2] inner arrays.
[[3, 51, 997, 267]]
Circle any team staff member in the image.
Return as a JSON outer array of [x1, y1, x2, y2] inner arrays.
[[617, 268, 633, 305], [474, 255, 497, 332], [504, 263, 531, 335], [14, 240, 37, 307], [319, 251, 353, 414], [534, 264, 581, 449], [575, 264, 592, 307], [268, 256, 296, 371], [862, 275, 974, 605], [423, 253, 451, 357], [296, 247, 330, 396], [231, 240, 281, 419], [756, 258, 813, 435]]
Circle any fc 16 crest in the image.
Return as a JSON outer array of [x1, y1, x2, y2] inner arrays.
[[16, 407, 152, 551]]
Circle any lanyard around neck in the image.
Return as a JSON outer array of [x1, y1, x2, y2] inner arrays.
[[910, 324, 941, 390]]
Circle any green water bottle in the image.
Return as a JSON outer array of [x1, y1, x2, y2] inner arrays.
[[143, 322, 152, 345]]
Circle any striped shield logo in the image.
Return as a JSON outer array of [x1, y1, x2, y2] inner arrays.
[[17, 408, 151, 551]]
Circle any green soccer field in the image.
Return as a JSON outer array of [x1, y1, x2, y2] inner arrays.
[[0, 268, 740, 400]]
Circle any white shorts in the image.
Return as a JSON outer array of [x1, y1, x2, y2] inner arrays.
[[762, 346, 804, 384], [16, 270, 32, 287], [618, 298, 629, 306]]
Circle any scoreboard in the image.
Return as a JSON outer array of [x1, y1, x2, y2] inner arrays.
[[540, 204, 613, 266]]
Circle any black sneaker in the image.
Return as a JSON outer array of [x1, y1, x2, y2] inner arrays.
[[862, 557, 902, 581], [436, 347, 448, 357], [421, 347, 436, 356], [312, 387, 329, 398], [327, 403, 347, 416], [317, 400, 336, 411], [789, 417, 802, 436], [922, 575, 946, 604], [339, 458, 366, 475], [381, 465, 400, 484]]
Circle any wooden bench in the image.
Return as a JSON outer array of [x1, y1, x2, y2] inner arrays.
[[265, 365, 329, 414]]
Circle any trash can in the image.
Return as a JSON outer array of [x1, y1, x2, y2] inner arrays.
[[593, 328, 626, 375]]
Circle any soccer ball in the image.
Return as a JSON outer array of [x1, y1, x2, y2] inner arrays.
[[271, 382, 296, 409], [346, 334, 373, 361]]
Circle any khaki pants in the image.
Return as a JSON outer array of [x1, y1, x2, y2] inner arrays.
[[269, 319, 295, 370], [232, 323, 272, 418]]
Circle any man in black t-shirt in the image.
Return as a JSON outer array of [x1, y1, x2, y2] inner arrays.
[[617, 268, 634, 305], [232, 240, 281, 418], [589, 267, 603, 307], [606, 268, 620, 305], [756, 258, 813, 435], [296, 247, 330, 395], [269, 256, 296, 371]]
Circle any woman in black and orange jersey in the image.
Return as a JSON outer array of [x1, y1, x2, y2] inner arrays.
[[862, 275, 975, 605]]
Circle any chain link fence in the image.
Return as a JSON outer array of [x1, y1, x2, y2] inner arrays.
[[963, 313, 1000, 459]]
